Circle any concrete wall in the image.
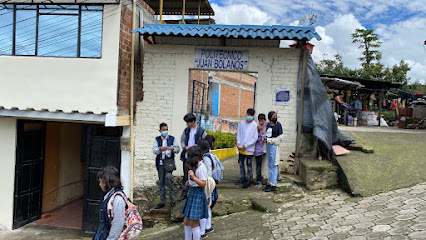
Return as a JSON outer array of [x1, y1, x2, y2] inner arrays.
[[42, 123, 84, 213], [135, 45, 300, 187], [0, 5, 121, 114], [0, 118, 16, 229]]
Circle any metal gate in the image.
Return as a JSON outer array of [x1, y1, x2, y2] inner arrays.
[[191, 80, 206, 115]]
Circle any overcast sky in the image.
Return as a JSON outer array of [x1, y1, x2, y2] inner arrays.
[[208, 0, 426, 84]]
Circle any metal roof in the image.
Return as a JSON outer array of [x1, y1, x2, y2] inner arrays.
[[145, 0, 214, 16], [321, 77, 364, 90], [134, 24, 322, 41]]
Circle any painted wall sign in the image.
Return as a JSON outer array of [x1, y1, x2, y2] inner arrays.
[[275, 87, 290, 105], [194, 48, 249, 71]]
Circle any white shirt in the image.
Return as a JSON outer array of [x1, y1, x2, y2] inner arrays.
[[237, 120, 259, 155], [188, 161, 208, 187], [185, 127, 197, 159]]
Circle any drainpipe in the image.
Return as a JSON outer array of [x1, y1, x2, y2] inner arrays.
[[159, 0, 164, 23], [129, 0, 136, 201], [181, 0, 186, 23], [197, 0, 201, 24], [294, 47, 308, 175]]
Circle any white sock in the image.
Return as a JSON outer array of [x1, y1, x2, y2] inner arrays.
[[199, 218, 206, 235], [206, 207, 212, 229], [184, 225, 192, 240], [192, 226, 201, 240]]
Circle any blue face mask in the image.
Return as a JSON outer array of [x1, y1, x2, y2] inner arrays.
[[246, 116, 254, 121], [161, 131, 168, 137]]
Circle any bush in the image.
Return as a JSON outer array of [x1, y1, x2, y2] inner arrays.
[[206, 130, 237, 150]]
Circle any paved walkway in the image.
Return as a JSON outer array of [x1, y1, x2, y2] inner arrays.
[[141, 182, 426, 240]]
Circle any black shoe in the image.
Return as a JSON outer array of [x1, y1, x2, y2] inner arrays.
[[265, 186, 277, 192], [242, 181, 249, 188], [205, 227, 214, 233], [201, 233, 208, 238], [263, 185, 271, 192], [155, 203, 165, 209], [235, 179, 245, 185], [177, 194, 187, 202]]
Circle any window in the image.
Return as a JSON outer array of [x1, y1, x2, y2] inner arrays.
[[0, 4, 103, 58]]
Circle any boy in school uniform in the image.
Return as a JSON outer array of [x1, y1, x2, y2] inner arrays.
[[236, 108, 258, 188], [254, 113, 267, 188], [153, 123, 180, 209], [178, 113, 207, 201]]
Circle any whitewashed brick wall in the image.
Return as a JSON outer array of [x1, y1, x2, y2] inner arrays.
[[135, 45, 300, 188]]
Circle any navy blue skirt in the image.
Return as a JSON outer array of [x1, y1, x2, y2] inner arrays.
[[182, 186, 208, 220]]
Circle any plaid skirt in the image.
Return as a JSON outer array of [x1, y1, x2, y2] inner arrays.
[[208, 187, 218, 203], [182, 187, 208, 220]]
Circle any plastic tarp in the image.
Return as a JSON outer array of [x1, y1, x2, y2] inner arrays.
[[297, 51, 340, 151]]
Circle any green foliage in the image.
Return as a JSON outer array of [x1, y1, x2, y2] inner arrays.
[[206, 130, 237, 150], [352, 29, 382, 69]]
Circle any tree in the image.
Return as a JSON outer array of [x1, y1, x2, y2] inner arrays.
[[352, 29, 382, 68], [383, 60, 411, 84], [316, 54, 360, 77]]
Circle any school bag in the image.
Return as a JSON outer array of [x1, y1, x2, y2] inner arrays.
[[204, 153, 224, 181], [107, 191, 143, 240]]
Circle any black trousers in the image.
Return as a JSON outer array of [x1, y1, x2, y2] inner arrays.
[[181, 160, 189, 194]]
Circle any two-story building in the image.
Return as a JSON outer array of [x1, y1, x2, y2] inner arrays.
[[0, 0, 158, 234]]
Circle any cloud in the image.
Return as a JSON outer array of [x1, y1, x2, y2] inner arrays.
[[210, 3, 276, 25]]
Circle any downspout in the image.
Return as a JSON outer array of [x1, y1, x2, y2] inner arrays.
[[129, 0, 136, 201]]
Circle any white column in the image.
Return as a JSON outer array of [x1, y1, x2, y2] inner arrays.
[[121, 126, 131, 196]]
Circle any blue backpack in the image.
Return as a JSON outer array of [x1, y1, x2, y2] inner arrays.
[[204, 153, 224, 181]]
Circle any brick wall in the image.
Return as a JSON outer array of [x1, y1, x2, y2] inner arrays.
[[116, 0, 156, 115], [135, 45, 300, 187], [219, 85, 240, 118], [240, 89, 255, 117]]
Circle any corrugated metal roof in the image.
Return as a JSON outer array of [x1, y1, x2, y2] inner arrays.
[[134, 24, 322, 41]]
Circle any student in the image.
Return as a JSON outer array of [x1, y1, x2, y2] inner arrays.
[[198, 139, 217, 237], [152, 123, 180, 209], [236, 108, 259, 188], [181, 146, 209, 240], [179, 113, 207, 201], [254, 113, 267, 188], [94, 166, 126, 240], [264, 111, 283, 192]]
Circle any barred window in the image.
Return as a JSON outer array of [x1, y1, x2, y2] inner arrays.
[[0, 4, 103, 58]]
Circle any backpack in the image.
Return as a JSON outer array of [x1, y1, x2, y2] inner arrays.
[[107, 191, 143, 240], [204, 153, 224, 181]]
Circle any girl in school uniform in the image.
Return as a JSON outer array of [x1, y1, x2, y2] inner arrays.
[[182, 146, 209, 240]]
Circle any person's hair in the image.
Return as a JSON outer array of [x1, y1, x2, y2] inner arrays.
[[197, 139, 210, 155], [247, 108, 255, 116], [159, 122, 167, 129], [185, 146, 202, 171], [183, 113, 196, 123], [258, 113, 266, 121], [97, 166, 123, 191], [268, 111, 277, 121], [204, 135, 215, 150]]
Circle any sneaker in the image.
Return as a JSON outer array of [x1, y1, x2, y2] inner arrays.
[[263, 185, 271, 192], [255, 181, 262, 188], [242, 181, 249, 188], [201, 234, 208, 238], [205, 228, 214, 233], [265, 186, 277, 192], [155, 203, 165, 209], [235, 179, 245, 185]]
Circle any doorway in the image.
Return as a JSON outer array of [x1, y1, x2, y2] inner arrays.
[[13, 120, 122, 236]]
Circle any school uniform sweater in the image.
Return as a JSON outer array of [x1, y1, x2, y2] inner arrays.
[[237, 120, 258, 155]]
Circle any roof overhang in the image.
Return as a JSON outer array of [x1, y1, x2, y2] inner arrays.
[[134, 24, 322, 47], [321, 77, 364, 90], [320, 74, 402, 91], [145, 0, 214, 16]]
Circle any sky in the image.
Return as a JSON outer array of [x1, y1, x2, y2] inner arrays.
[[207, 0, 426, 84]]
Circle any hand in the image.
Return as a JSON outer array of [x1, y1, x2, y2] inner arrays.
[[242, 145, 247, 151], [188, 170, 195, 178], [185, 181, 189, 186], [185, 146, 190, 150], [160, 146, 167, 151], [257, 125, 262, 131], [168, 146, 173, 150]]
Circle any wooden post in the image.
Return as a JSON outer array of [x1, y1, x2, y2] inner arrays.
[[182, 0, 186, 23], [294, 48, 308, 175], [159, 0, 164, 23], [344, 91, 349, 126], [197, 0, 201, 25], [129, 0, 137, 201]]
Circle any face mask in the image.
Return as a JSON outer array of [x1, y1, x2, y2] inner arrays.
[[246, 116, 254, 121], [161, 131, 168, 137], [271, 118, 278, 123]]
